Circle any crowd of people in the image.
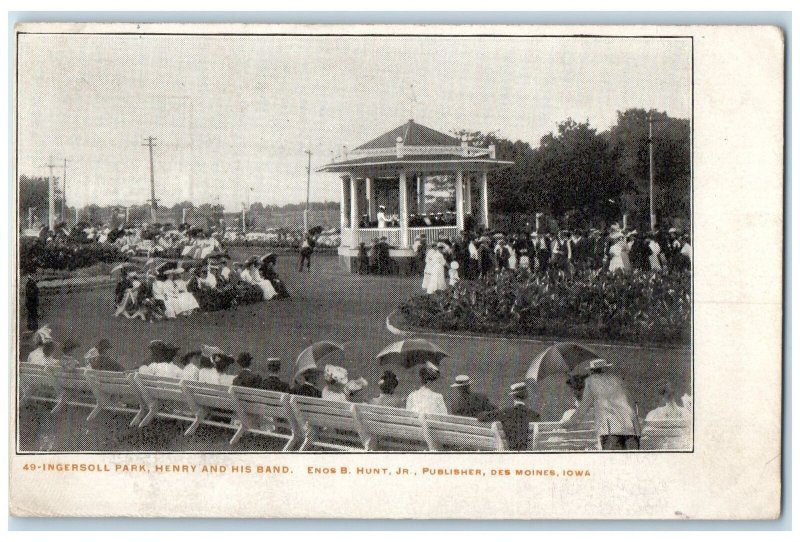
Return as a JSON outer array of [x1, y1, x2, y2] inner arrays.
[[114, 251, 289, 320], [416, 223, 692, 294], [23, 324, 691, 451]]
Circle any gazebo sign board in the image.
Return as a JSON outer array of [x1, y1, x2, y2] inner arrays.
[[319, 119, 514, 273]]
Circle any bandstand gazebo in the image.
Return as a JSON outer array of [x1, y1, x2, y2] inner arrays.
[[319, 119, 514, 273]]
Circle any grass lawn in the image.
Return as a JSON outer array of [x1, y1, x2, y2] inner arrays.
[[17, 251, 691, 452]]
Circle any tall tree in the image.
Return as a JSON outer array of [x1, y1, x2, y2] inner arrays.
[[605, 108, 691, 224]]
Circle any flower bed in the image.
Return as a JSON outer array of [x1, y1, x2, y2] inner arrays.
[[399, 270, 691, 345], [20, 238, 123, 273]]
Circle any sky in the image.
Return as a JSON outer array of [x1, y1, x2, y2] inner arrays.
[[17, 34, 691, 210]]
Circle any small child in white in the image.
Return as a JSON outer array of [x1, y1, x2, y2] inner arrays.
[[448, 261, 460, 286]]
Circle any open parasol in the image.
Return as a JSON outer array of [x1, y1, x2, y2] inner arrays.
[[293, 341, 345, 383], [376, 338, 448, 368], [525, 342, 601, 382]]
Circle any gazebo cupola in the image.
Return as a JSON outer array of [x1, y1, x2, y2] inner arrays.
[[319, 119, 513, 273]]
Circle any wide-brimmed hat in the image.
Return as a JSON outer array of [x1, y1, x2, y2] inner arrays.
[[31, 325, 53, 347], [201, 344, 224, 359], [261, 253, 277, 264], [450, 374, 471, 388], [324, 364, 349, 385]]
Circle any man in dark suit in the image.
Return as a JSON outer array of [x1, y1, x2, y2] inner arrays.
[[478, 382, 540, 451], [25, 273, 39, 332], [291, 369, 322, 398], [232, 353, 263, 389], [449, 375, 496, 418], [260, 358, 290, 393]]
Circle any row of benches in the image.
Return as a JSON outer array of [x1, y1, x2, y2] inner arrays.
[[22, 362, 691, 451], [20, 362, 607, 452]]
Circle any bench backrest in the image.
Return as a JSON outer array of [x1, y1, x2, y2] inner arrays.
[[50, 366, 94, 394], [424, 412, 507, 451], [290, 395, 363, 449], [228, 386, 296, 435], [133, 374, 192, 413], [181, 380, 237, 415], [354, 403, 429, 451], [640, 417, 692, 450], [530, 421, 601, 451], [85, 369, 141, 404], [19, 362, 58, 399]]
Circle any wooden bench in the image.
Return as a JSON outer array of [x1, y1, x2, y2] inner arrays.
[[49, 366, 97, 415], [179, 380, 240, 438], [424, 413, 507, 451], [529, 421, 601, 451], [84, 369, 147, 427], [228, 386, 300, 450], [289, 395, 366, 451], [132, 373, 195, 428], [19, 362, 59, 408], [353, 404, 430, 451], [640, 417, 692, 450]]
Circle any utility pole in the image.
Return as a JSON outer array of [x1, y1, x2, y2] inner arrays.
[[62, 158, 68, 225], [142, 136, 158, 223], [43, 159, 59, 230], [304, 150, 312, 233], [648, 112, 657, 231]]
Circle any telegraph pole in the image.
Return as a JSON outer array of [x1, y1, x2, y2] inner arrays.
[[142, 137, 158, 223], [43, 159, 59, 230], [647, 113, 656, 231], [62, 158, 68, 224], [304, 150, 312, 233]]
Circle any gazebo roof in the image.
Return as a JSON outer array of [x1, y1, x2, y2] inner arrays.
[[354, 119, 461, 150], [318, 119, 513, 173]]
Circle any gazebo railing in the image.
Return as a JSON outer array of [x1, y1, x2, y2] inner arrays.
[[341, 225, 459, 249]]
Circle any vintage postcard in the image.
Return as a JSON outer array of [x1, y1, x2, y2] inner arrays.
[[9, 23, 783, 519]]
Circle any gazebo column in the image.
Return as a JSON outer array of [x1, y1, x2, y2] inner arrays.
[[455, 170, 465, 231], [464, 173, 473, 216], [399, 170, 410, 248], [480, 170, 490, 228], [418, 174, 426, 214], [366, 176, 375, 221], [349, 173, 359, 247], [340, 176, 348, 232]]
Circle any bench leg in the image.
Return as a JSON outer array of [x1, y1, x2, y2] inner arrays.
[[283, 434, 302, 451], [130, 406, 146, 427], [185, 408, 208, 436], [298, 436, 312, 451], [50, 395, 67, 416], [229, 424, 247, 445], [138, 405, 158, 428], [87, 402, 104, 421]]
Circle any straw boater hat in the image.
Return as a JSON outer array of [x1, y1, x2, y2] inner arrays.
[[450, 375, 471, 388], [509, 382, 527, 398], [201, 344, 225, 360], [84, 347, 99, 361]]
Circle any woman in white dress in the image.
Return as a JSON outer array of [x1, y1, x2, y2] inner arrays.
[[171, 268, 200, 315], [607, 232, 632, 274], [241, 258, 277, 300], [151, 275, 177, 319], [424, 244, 449, 294], [647, 235, 665, 272]]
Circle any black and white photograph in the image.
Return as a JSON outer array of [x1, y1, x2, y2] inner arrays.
[[14, 29, 696, 456]]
